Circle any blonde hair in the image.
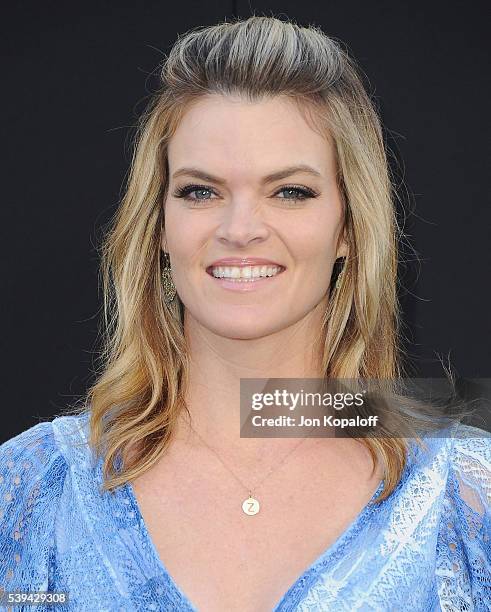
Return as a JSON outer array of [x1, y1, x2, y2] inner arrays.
[[64, 15, 449, 501]]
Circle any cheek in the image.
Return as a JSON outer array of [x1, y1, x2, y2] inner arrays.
[[279, 210, 341, 263], [164, 204, 210, 260]]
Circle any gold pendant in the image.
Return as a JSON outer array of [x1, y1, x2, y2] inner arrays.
[[242, 496, 260, 515]]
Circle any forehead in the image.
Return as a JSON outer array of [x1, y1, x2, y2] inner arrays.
[[167, 94, 335, 179]]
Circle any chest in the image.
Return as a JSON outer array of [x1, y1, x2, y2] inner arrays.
[[129, 441, 383, 612]]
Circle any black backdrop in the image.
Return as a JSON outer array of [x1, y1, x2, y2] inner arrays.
[[2, 1, 490, 441]]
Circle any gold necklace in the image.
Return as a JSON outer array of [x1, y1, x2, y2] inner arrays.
[[188, 423, 315, 516]]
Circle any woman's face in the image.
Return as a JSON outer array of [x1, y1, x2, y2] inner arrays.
[[163, 94, 348, 340]]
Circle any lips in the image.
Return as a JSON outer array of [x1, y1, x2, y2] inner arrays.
[[206, 257, 284, 273]]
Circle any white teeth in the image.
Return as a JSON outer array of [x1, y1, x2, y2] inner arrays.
[[211, 265, 281, 281]]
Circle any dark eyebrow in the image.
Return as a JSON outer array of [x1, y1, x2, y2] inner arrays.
[[171, 164, 322, 185]]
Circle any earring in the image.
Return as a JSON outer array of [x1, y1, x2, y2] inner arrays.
[[162, 251, 177, 304], [335, 258, 346, 290]]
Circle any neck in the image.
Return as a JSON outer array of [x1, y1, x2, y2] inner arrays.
[[174, 299, 327, 458]]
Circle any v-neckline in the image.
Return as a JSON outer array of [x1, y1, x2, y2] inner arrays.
[[122, 475, 387, 611]]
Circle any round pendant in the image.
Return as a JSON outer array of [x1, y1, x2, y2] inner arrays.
[[242, 496, 260, 515]]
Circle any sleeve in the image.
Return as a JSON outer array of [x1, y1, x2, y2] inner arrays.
[[436, 425, 491, 611], [0, 421, 68, 605]]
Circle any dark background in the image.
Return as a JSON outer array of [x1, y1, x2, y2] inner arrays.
[[2, 1, 490, 441]]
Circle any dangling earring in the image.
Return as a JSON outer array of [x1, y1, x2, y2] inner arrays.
[[335, 258, 346, 290], [161, 251, 176, 304]]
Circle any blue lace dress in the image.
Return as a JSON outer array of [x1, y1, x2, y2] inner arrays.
[[1, 411, 490, 611]]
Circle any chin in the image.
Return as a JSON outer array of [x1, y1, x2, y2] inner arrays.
[[197, 309, 289, 340]]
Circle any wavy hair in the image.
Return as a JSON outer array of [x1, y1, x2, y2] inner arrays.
[[64, 15, 455, 501]]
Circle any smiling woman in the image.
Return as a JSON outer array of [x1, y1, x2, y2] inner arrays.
[[163, 93, 347, 339], [1, 14, 490, 612]]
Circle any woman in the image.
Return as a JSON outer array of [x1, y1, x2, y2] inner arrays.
[[1, 15, 489, 612]]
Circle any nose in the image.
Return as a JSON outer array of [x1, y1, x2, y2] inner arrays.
[[215, 198, 269, 248]]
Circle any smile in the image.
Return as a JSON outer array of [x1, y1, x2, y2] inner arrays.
[[210, 265, 282, 281], [205, 263, 286, 291]]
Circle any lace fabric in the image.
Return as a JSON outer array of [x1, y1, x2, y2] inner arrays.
[[1, 412, 490, 611]]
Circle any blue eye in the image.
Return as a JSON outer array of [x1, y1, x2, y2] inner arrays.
[[173, 185, 216, 201], [275, 186, 315, 202], [172, 183, 318, 205]]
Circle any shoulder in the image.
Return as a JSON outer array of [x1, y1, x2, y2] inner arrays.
[[449, 422, 491, 467], [0, 412, 92, 591], [443, 423, 491, 514], [0, 419, 66, 495], [0, 410, 93, 476], [417, 422, 491, 517], [0, 411, 94, 501], [444, 422, 490, 529], [408, 422, 490, 470], [434, 423, 491, 610]]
